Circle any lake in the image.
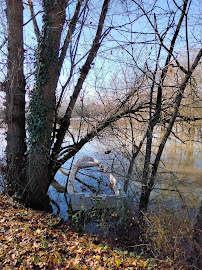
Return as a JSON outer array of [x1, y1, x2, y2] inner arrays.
[[49, 120, 202, 219], [0, 120, 201, 220]]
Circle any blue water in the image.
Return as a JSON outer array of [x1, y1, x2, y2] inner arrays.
[[0, 128, 201, 221], [48, 140, 119, 220]]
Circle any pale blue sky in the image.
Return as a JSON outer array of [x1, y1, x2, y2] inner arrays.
[[0, 0, 201, 102]]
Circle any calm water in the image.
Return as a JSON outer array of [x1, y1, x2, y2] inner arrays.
[[48, 120, 201, 219], [0, 122, 201, 219]]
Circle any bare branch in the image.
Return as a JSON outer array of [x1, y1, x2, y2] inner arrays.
[[149, 47, 202, 191], [58, 0, 84, 70], [50, 0, 111, 167], [27, 0, 40, 39], [0, 38, 7, 50], [54, 102, 149, 173]]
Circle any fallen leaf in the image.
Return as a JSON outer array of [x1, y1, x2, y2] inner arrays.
[[95, 255, 101, 261]]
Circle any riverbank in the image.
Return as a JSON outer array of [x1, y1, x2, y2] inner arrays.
[[1, 193, 201, 269], [0, 194, 176, 269]]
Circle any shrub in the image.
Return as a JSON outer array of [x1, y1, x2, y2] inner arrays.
[[144, 202, 200, 269]]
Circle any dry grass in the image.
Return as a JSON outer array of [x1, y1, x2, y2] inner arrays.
[[144, 203, 201, 269]]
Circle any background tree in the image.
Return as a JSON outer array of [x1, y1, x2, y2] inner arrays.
[[115, 0, 202, 219]]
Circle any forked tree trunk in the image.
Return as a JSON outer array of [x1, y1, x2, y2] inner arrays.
[[138, 0, 192, 217], [138, 48, 202, 217], [5, 0, 111, 211], [5, 0, 27, 197]]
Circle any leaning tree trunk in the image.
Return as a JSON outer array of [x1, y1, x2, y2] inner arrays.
[[138, 48, 202, 216], [5, 0, 27, 197], [26, 0, 67, 210], [138, 0, 190, 217]]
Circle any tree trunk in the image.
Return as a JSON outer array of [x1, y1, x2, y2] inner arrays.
[[5, 0, 111, 211], [138, 48, 202, 216], [26, 0, 67, 210], [137, 0, 191, 216], [5, 0, 27, 197]]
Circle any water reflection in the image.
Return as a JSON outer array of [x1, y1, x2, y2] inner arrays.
[[162, 125, 200, 171], [0, 119, 201, 218], [50, 121, 201, 215]]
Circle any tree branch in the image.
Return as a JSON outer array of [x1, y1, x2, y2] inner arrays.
[[53, 103, 149, 174], [149, 47, 202, 192], [0, 38, 7, 50], [27, 0, 40, 39], [58, 0, 84, 71], [50, 0, 111, 171]]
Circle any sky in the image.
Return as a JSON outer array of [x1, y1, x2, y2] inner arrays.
[[0, 0, 201, 103]]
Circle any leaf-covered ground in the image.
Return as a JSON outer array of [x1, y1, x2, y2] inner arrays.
[[0, 194, 174, 269]]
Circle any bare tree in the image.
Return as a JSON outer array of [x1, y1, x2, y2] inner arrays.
[[5, 0, 114, 210], [121, 0, 202, 218], [3, 0, 201, 215]]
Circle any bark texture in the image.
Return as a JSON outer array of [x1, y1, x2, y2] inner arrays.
[[5, 0, 27, 197], [26, 0, 67, 210]]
